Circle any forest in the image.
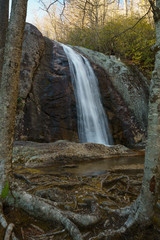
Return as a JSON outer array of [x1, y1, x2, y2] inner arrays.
[[0, 0, 160, 240], [35, 0, 155, 76]]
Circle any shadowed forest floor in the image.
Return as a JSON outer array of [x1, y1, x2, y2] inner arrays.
[[2, 163, 160, 240]]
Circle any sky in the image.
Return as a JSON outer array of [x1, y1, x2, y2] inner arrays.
[[26, 0, 46, 23], [9, 0, 46, 24]]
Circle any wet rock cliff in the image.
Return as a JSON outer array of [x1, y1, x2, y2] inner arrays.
[[15, 23, 149, 147]]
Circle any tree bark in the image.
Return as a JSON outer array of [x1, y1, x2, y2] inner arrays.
[[0, 0, 9, 84], [98, 0, 160, 235], [0, 0, 28, 195], [121, 0, 160, 227], [135, 0, 160, 222]]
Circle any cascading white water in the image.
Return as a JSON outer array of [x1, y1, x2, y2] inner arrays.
[[62, 44, 113, 145]]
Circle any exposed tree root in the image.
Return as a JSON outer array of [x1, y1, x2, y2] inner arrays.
[[89, 226, 129, 240], [13, 172, 33, 185], [2, 164, 156, 239], [96, 195, 154, 240], [33, 229, 66, 239], [6, 189, 84, 240], [88, 216, 137, 240], [101, 175, 130, 190], [29, 194, 101, 227], [4, 187, 149, 240], [4, 223, 15, 240], [102, 204, 131, 217], [63, 211, 101, 227], [11, 232, 19, 240], [0, 202, 7, 228], [0, 201, 18, 240]]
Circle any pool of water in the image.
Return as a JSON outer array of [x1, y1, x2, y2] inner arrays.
[[22, 155, 144, 176]]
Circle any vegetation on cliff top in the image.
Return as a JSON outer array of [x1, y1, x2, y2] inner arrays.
[[35, 0, 155, 76]]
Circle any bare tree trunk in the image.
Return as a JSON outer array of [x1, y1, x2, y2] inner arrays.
[[98, 1, 160, 237], [102, 0, 107, 25], [134, 0, 160, 221], [122, 0, 160, 226], [0, 0, 28, 195], [130, 0, 133, 15], [0, 0, 9, 84], [124, 0, 128, 16]]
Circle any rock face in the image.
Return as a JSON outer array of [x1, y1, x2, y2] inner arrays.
[[15, 23, 149, 147], [73, 47, 149, 146], [23, 39, 77, 142], [15, 24, 78, 142]]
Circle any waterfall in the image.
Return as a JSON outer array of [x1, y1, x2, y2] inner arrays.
[[62, 44, 113, 145]]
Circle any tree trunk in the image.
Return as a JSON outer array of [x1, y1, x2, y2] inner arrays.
[[125, 0, 160, 225], [0, 0, 28, 195], [124, 0, 128, 16], [103, 0, 160, 233], [0, 0, 9, 84]]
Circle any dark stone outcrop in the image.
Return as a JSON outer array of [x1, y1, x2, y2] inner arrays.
[[15, 23, 45, 139], [23, 40, 77, 142], [15, 25, 78, 142], [15, 23, 149, 147]]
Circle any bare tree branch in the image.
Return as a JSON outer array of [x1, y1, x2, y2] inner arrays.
[[60, 0, 66, 18], [46, 0, 59, 11], [82, 0, 88, 27], [38, 0, 67, 18]]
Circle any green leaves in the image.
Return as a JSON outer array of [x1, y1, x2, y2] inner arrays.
[[1, 181, 9, 199], [66, 15, 155, 76]]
